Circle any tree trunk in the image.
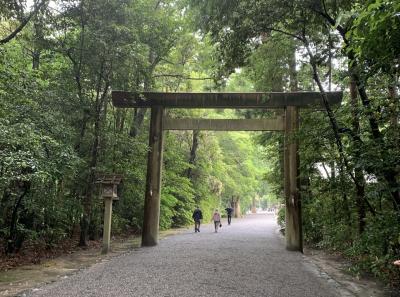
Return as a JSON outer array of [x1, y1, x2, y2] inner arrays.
[[74, 109, 90, 152], [6, 181, 30, 254], [350, 79, 366, 233], [186, 130, 200, 179], [355, 171, 366, 233], [387, 82, 400, 210], [388, 83, 398, 129], [32, 20, 42, 70], [32, 50, 40, 70], [288, 47, 298, 91], [129, 108, 147, 137], [115, 109, 126, 133]]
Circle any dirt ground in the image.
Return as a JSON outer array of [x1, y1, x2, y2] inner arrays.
[[303, 248, 400, 297]]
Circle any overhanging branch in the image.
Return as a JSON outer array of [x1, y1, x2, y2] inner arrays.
[[0, 0, 47, 45]]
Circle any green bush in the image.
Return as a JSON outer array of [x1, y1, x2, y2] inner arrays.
[[111, 214, 131, 235]]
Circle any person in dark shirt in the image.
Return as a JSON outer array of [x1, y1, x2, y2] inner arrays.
[[192, 206, 203, 233], [225, 207, 233, 225]]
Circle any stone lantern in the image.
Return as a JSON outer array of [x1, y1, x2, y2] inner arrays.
[[96, 174, 123, 254]]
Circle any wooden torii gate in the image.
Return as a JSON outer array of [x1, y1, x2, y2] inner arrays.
[[112, 91, 342, 252]]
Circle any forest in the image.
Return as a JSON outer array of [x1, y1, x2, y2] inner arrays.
[[0, 0, 399, 286]]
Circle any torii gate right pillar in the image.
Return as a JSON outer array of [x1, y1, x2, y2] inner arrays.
[[284, 106, 303, 252]]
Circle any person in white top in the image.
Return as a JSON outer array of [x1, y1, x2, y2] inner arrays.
[[212, 209, 221, 233]]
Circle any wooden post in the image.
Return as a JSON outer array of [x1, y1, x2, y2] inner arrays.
[[142, 106, 164, 246], [102, 197, 113, 254], [284, 106, 303, 252]]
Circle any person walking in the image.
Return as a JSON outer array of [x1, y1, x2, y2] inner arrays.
[[225, 206, 233, 225], [212, 209, 221, 233], [192, 206, 203, 233]]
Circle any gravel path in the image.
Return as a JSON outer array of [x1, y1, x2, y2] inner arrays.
[[23, 214, 340, 297]]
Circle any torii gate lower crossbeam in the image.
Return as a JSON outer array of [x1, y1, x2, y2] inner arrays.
[[112, 91, 343, 252]]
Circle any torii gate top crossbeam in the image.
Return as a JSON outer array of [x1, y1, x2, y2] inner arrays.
[[112, 91, 342, 109]]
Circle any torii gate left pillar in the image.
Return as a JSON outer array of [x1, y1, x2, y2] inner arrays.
[[142, 106, 164, 246]]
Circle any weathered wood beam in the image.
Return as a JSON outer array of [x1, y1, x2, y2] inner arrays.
[[163, 118, 284, 131], [112, 91, 342, 109]]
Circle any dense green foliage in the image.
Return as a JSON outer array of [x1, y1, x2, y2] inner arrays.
[[192, 0, 400, 285]]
